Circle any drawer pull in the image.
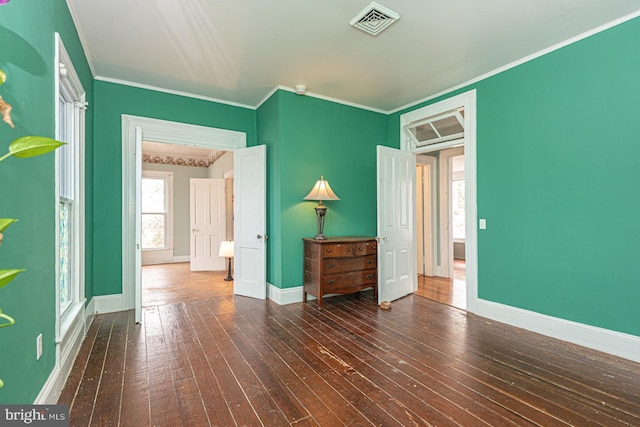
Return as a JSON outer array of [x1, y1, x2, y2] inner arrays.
[[327, 249, 332, 253], [367, 260, 373, 264], [358, 247, 363, 251], [366, 274, 374, 280], [328, 264, 335, 269], [347, 247, 351, 252], [327, 280, 335, 285]]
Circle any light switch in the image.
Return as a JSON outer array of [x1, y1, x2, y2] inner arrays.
[[479, 219, 486, 230]]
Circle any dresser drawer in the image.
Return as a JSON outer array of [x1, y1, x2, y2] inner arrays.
[[354, 242, 377, 256], [323, 255, 376, 274], [323, 243, 355, 258], [323, 271, 377, 293]]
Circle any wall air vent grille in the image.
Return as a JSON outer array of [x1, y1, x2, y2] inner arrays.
[[350, 2, 400, 36]]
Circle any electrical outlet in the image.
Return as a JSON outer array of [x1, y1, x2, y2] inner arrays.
[[479, 219, 487, 230], [36, 333, 42, 360]]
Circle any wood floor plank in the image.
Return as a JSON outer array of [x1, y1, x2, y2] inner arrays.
[[90, 311, 129, 426], [57, 312, 103, 407], [232, 304, 348, 426], [68, 313, 116, 426], [144, 306, 182, 427], [288, 305, 465, 426], [337, 295, 571, 426], [59, 264, 640, 427], [310, 299, 535, 426], [254, 300, 426, 426], [241, 302, 377, 426], [329, 302, 545, 426], [120, 311, 151, 427], [199, 300, 291, 426], [191, 300, 261, 427]]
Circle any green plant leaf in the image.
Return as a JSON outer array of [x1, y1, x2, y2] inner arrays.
[[8, 136, 65, 159], [0, 269, 24, 289], [0, 378, 3, 388], [0, 69, 5, 86], [0, 310, 15, 329], [0, 218, 17, 232]]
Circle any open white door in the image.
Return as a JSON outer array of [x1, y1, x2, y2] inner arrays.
[[134, 127, 143, 323], [234, 145, 266, 299], [190, 178, 226, 271], [377, 145, 415, 303]]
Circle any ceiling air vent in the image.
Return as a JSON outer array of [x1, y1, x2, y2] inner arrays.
[[350, 2, 400, 36]]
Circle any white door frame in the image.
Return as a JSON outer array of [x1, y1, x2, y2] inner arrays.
[[122, 115, 247, 322], [438, 147, 464, 278], [399, 89, 478, 313], [415, 155, 437, 276]]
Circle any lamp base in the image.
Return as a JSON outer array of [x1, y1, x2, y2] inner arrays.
[[313, 205, 328, 240], [224, 257, 233, 281]]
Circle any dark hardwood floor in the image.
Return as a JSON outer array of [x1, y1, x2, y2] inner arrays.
[[142, 262, 232, 307], [416, 259, 466, 309], [59, 289, 640, 426]]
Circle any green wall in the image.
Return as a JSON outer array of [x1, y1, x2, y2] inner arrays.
[[3, 0, 639, 404], [0, 0, 93, 403], [268, 91, 388, 288], [92, 81, 257, 295], [257, 92, 282, 285], [391, 16, 640, 337]]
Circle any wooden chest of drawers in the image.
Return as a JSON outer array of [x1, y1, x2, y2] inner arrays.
[[303, 236, 377, 308]]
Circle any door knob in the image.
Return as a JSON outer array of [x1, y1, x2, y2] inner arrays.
[[192, 228, 199, 233], [257, 234, 263, 240]]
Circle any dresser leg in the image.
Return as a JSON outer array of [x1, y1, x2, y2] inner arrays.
[[303, 291, 307, 303], [318, 296, 323, 309]]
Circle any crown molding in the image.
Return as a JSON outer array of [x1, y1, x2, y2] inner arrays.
[[94, 76, 256, 110]]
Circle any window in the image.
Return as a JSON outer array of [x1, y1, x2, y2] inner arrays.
[[404, 108, 465, 147], [141, 171, 173, 250], [55, 34, 86, 334]]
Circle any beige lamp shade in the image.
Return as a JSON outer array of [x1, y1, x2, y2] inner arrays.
[[218, 240, 234, 258], [304, 175, 339, 240], [303, 175, 340, 202]]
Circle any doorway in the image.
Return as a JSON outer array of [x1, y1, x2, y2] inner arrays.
[[122, 115, 266, 323], [140, 141, 235, 307], [414, 148, 466, 309], [397, 89, 478, 313]]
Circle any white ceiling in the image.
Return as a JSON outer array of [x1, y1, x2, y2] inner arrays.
[[67, 0, 640, 112]]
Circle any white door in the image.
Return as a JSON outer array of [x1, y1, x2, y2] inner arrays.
[[134, 127, 143, 323], [377, 145, 415, 303], [190, 178, 226, 271], [234, 145, 266, 299]]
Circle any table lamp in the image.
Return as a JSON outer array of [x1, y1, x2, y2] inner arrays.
[[218, 240, 234, 281], [303, 175, 340, 240]]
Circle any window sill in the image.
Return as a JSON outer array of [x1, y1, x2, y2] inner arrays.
[[58, 299, 85, 345]]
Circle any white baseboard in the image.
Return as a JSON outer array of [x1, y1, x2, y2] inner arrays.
[[87, 294, 125, 314], [85, 298, 96, 329], [476, 299, 640, 363], [34, 306, 87, 404], [173, 255, 190, 263], [267, 283, 304, 305], [266, 284, 359, 305]]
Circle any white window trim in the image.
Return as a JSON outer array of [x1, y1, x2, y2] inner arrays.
[[141, 170, 174, 264], [54, 34, 86, 348]]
